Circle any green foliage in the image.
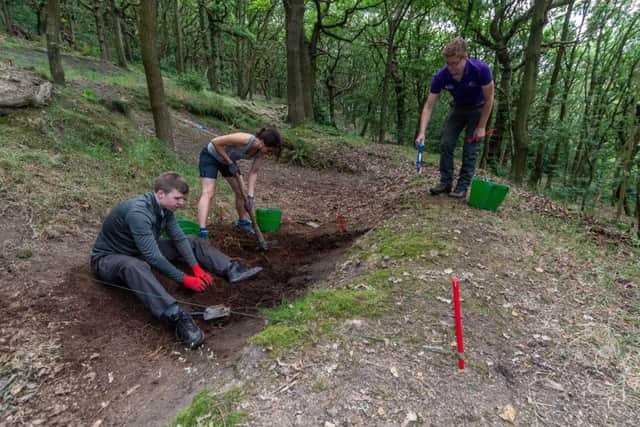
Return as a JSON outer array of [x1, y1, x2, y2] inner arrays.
[[355, 268, 406, 288], [367, 226, 447, 259], [250, 325, 309, 350], [169, 388, 248, 427], [278, 128, 317, 166], [175, 71, 206, 93], [283, 138, 313, 166], [249, 0, 275, 13], [81, 88, 102, 103], [166, 90, 264, 131], [265, 288, 388, 323], [251, 288, 388, 351]]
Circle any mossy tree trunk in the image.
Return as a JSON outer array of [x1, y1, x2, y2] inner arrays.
[[206, 8, 221, 92], [377, 0, 413, 144], [283, 0, 306, 125], [172, 0, 184, 74], [1, 0, 14, 34], [139, 0, 173, 146], [79, 0, 109, 62], [510, 0, 550, 184], [110, 0, 128, 69], [529, 0, 574, 188], [46, 0, 65, 85], [616, 67, 640, 221]]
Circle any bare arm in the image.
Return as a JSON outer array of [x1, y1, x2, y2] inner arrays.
[[416, 93, 439, 145], [247, 155, 265, 196], [474, 81, 495, 140]]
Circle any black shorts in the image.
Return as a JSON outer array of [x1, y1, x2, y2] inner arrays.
[[198, 145, 232, 179]]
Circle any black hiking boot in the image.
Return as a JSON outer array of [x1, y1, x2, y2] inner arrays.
[[225, 260, 263, 283], [448, 188, 467, 199], [430, 182, 452, 195], [234, 219, 256, 235], [173, 310, 204, 349]]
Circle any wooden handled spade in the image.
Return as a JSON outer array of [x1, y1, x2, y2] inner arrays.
[[236, 174, 269, 251]]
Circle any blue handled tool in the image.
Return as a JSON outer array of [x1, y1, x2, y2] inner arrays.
[[416, 139, 424, 175]]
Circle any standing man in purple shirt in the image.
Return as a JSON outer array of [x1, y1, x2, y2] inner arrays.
[[415, 37, 494, 198]]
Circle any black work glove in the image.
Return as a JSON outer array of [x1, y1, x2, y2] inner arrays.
[[245, 195, 254, 212], [228, 162, 240, 177]]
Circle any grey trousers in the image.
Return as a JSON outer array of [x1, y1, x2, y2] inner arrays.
[[439, 106, 483, 191], [91, 236, 230, 319]]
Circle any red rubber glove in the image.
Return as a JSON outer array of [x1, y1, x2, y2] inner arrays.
[[183, 275, 206, 292], [192, 264, 213, 287]]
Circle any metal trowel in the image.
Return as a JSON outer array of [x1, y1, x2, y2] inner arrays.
[[191, 304, 232, 321]]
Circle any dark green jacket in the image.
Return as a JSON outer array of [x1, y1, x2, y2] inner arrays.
[[91, 192, 196, 282]]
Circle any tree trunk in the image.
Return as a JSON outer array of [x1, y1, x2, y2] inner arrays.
[[123, 26, 134, 61], [65, 5, 76, 48], [300, 37, 313, 120], [198, 0, 210, 71], [1, 0, 14, 34], [636, 169, 640, 238], [510, 0, 550, 184], [110, 0, 128, 68], [206, 8, 220, 92], [377, 0, 412, 144], [241, 48, 257, 100], [617, 69, 640, 221], [529, 0, 574, 187], [172, 0, 184, 73], [139, 0, 173, 145], [283, 0, 305, 125], [93, 4, 109, 62], [327, 78, 336, 127], [491, 48, 512, 170], [360, 100, 373, 137], [46, 0, 65, 85], [378, 42, 394, 143], [159, 0, 168, 57], [35, 1, 45, 35], [546, 6, 585, 190], [392, 55, 406, 144]]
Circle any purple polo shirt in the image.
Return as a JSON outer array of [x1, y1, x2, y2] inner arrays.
[[430, 58, 493, 107]]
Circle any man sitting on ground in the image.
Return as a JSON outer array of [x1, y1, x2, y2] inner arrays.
[[91, 172, 262, 349]]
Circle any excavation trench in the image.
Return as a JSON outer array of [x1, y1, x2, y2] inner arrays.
[[13, 222, 368, 423], [40, 223, 358, 369]]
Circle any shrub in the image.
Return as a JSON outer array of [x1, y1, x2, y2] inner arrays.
[[175, 71, 205, 92]]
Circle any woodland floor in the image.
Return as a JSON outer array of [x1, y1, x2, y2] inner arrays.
[[1, 48, 640, 426]]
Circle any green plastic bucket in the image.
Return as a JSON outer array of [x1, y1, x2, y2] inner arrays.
[[468, 178, 509, 211], [162, 218, 200, 237], [177, 218, 200, 235], [255, 208, 282, 232]]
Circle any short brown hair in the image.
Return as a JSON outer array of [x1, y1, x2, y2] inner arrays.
[[154, 172, 189, 194], [442, 37, 468, 59]]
